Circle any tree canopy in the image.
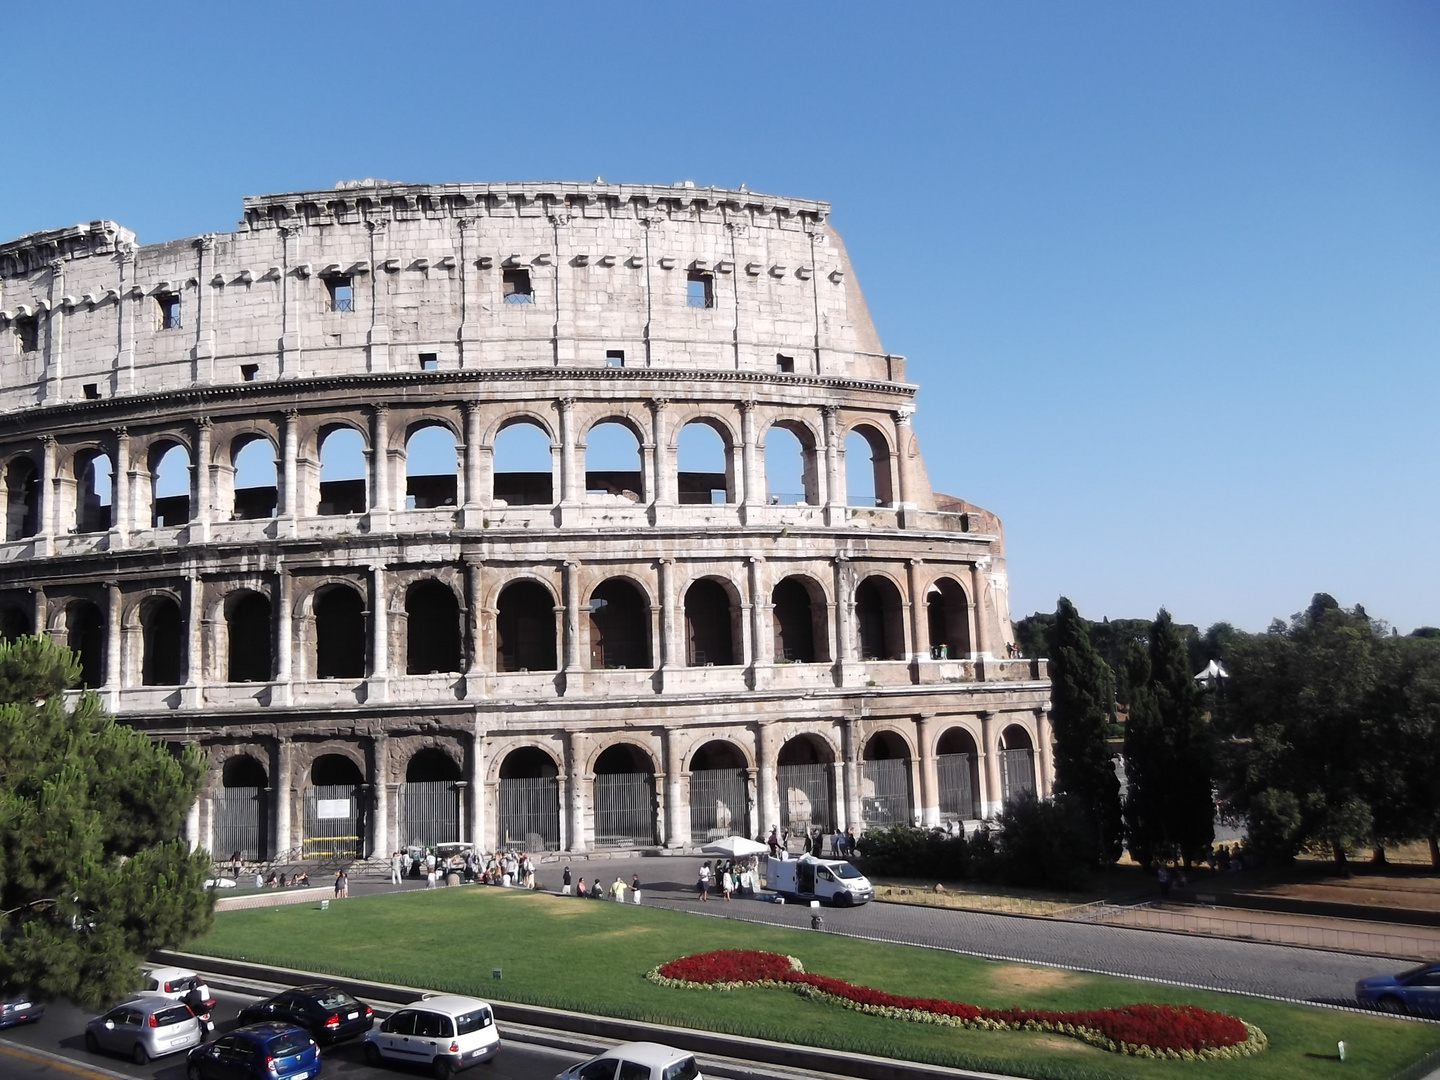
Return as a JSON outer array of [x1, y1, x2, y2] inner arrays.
[[0, 635, 213, 1007]]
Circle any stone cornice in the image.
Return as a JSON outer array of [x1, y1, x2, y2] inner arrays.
[[0, 221, 137, 279]]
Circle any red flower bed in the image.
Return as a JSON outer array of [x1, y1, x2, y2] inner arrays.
[[651, 949, 1256, 1055]]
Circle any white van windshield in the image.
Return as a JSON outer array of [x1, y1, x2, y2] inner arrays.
[[832, 863, 864, 880]]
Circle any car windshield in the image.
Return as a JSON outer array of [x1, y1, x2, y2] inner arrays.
[[831, 863, 863, 880], [266, 1031, 312, 1056], [455, 1008, 492, 1035], [154, 1005, 194, 1026], [312, 989, 357, 1009], [1398, 963, 1440, 981], [663, 1056, 700, 1080]]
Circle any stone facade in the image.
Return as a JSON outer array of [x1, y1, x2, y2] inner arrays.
[[0, 180, 1050, 860]]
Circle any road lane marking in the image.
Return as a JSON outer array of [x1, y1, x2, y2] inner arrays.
[[0, 1041, 133, 1080]]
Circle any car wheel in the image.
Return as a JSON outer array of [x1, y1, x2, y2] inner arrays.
[[84, 1031, 99, 1054], [364, 1043, 383, 1067], [189, 1064, 203, 1080], [133, 1044, 150, 1065], [1379, 995, 1408, 1015], [433, 1056, 454, 1079]]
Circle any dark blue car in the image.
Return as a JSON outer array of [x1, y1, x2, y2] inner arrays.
[[187, 1023, 320, 1080], [1355, 961, 1440, 1016], [0, 996, 44, 1029]]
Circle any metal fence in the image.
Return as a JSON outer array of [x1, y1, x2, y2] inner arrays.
[[302, 785, 362, 859], [213, 786, 269, 861], [593, 772, 656, 848], [936, 753, 978, 819], [398, 781, 460, 849], [1000, 749, 1036, 804], [497, 776, 560, 851], [689, 768, 748, 842], [861, 758, 911, 825], [778, 763, 832, 833]]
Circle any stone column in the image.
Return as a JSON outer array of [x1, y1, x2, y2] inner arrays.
[[274, 738, 293, 860], [556, 398, 577, 508], [648, 398, 670, 513], [970, 562, 991, 660], [370, 404, 390, 526], [192, 235, 216, 385], [193, 418, 212, 543], [562, 560, 581, 676], [469, 718, 486, 848], [185, 796, 202, 854], [893, 407, 915, 513], [280, 410, 300, 536], [663, 727, 686, 847], [1035, 707, 1055, 797], [45, 262, 64, 400], [104, 581, 122, 691], [112, 427, 131, 544], [656, 558, 674, 677], [38, 435, 55, 555], [565, 729, 587, 853], [980, 711, 1002, 817], [822, 405, 842, 522], [738, 400, 758, 513], [370, 564, 389, 698], [462, 400, 486, 524], [371, 733, 390, 857], [755, 723, 778, 840], [916, 714, 939, 827], [832, 556, 852, 681], [464, 557, 483, 687], [186, 574, 205, 690], [33, 586, 46, 638], [842, 716, 861, 832], [274, 559, 293, 704]]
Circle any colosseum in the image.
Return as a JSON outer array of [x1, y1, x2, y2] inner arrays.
[[0, 179, 1051, 861]]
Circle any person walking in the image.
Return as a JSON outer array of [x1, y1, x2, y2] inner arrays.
[[391, 850, 404, 886], [767, 827, 780, 859], [845, 827, 857, 857], [333, 870, 344, 898]]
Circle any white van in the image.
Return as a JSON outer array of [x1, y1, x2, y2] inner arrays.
[[765, 855, 874, 906], [364, 994, 500, 1074]]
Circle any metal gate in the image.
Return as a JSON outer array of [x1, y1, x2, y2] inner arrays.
[[497, 776, 560, 851], [302, 785, 362, 859], [398, 781, 459, 849], [1000, 749, 1036, 804], [936, 753, 979, 819], [777, 763, 832, 833], [689, 768, 747, 842], [861, 758, 911, 826], [213, 786, 268, 861], [593, 772, 655, 848]]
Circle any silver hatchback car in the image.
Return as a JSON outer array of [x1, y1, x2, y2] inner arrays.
[[84, 993, 204, 1065]]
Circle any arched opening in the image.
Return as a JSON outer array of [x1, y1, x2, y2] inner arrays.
[[855, 576, 905, 661], [844, 425, 893, 507], [772, 575, 826, 664], [497, 747, 560, 851], [683, 578, 735, 667], [232, 436, 278, 520], [936, 727, 982, 820], [676, 421, 731, 504], [314, 585, 366, 679], [405, 424, 458, 509], [226, 592, 272, 682], [592, 743, 657, 848], [304, 753, 365, 859], [584, 421, 644, 502], [64, 601, 105, 687], [492, 420, 553, 506], [140, 596, 184, 686], [0, 605, 32, 641], [587, 579, 650, 670], [150, 442, 191, 527], [777, 735, 835, 835], [215, 754, 270, 862], [861, 731, 913, 826], [317, 426, 367, 515], [399, 747, 462, 849], [762, 423, 816, 505], [74, 450, 113, 533], [689, 740, 747, 843], [404, 580, 462, 675], [496, 580, 557, 672], [927, 578, 972, 660], [1000, 725, 1036, 804], [5, 457, 39, 540]]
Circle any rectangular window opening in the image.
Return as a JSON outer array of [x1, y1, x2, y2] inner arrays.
[[605, 349, 625, 368], [327, 276, 355, 313], [15, 316, 39, 353], [776, 353, 795, 373], [686, 271, 714, 309], [157, 294, 182, 330], [502, 267, 533, 303], [240, 364, 260, 382], [419, 353, 439, 371], [83, 383, 100, 400]]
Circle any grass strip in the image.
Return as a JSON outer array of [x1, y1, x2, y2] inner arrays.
[[191, 886, 1440, 1080]]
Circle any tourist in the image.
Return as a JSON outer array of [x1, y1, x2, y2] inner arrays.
[[576, 877, 586, 898], [230, 851, 242, 879], [698, 861, 712, 902], [631, 873, 641, 904], [562, 866, 572, 895], [722, 867, 734, 901], [609, 876, 626, 901], [391, 850, 404, 886], [767, 827, 779, 858], [845, 827, 857, 857]]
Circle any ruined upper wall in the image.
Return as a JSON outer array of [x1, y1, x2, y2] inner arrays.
[[0, 181, 903, 411]]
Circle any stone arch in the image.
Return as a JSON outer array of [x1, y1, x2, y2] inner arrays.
[[936, 724, 982, 820], [404, 745, 463, 782], [224, 589, 272, 683], [496, 578, 558, 672], [777, 732, 838, 834], [404, 421, 458, 510], [491, 417, 554, 506], [999, 723, 1037, 804], [0, 601, 32, 641], [316, 423, 368, 515], [308, 749, 366, 786], [855, 573, 905, 661], [230, 433, 278, 520], [843, 422, 895, 508], [771, 574, 830, 664], [138, 593, 184, 686], [583, 418, 645, 502], [304, 750, 366, 859], [591, 741, 658, 849], [73, 447, 114, 533], [926, 576, 972, 660], [148, 440, 192, 527], [313, 583, 366, 679], [62, 599, 105, 687], [762, 418, 820, 505], [4, 454, 39, 540], [495, 745, 562, 851], [687, 738, 750, 843], [586, 577, 651, 670], [861, 728, 914, 827], [682, 575, 740, 667], [215, 752, 270, 862], [675, 417, 735, 505], [404, 578, 462, 675]]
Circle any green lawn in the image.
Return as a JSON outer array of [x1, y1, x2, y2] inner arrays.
[[191, 888, 1440, 1080]]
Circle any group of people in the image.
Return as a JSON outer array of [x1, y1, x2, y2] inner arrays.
[[696, 859, 757, 901], [391, 848, 539, 889], [562, 866, 642, 903], [766, 825, 857, 859], [258, 870, 310, 889]]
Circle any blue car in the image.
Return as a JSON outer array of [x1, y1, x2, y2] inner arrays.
[[187, 1023, 320, 1080], [1355, 961, 1440, 1016], [0, 996, 44, 1029]]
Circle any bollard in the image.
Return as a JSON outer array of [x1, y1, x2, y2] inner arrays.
[[492, 968, 502, 980], [1338, 1041, 1346, 1062], [320, 900, 329, 910], [811, 914, 824, 931]]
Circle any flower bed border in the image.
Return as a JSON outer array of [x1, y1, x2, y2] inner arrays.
[[647, 950, 1267, 1061]]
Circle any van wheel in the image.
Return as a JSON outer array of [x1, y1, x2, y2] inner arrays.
[[133, 1044, 150, 1065], [84, 1032, 99, 1054], [189, 1064, 203, 1080], [433, 1057, 455, 1078], [364, 1043, 383, 1066]]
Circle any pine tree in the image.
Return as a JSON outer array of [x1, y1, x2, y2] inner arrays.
[[0, 636, 213, 1007], [1047, 598, 1124, 862]]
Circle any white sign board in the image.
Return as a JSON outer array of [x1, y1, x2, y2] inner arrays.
[[317, 798, 350, 820]]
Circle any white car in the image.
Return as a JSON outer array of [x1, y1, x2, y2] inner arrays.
[[364, 994, 500, 1075], [555, 1042, 702, 1080], [139, 966, 216, 1030]]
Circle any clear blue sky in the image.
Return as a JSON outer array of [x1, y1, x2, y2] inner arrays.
[[4, 2, 1436, 633]]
